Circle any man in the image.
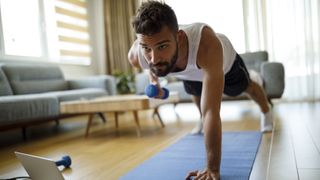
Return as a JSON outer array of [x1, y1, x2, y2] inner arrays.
[[128, 1, 273, 179]]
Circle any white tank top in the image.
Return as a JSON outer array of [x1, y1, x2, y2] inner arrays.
[[138, 23, 237, 81]]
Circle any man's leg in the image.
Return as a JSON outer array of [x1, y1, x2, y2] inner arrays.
[[182, 80, 204, 134], [244, 80, 273, 132], [190, 95, 203, 134], [224, 53, 273, 133]]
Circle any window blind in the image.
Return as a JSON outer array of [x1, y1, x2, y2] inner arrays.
[[55, 0, 91, 63]]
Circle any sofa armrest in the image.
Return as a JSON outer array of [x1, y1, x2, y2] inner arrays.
[[261, 62, 285, 98], [68, 75, 117, 96]]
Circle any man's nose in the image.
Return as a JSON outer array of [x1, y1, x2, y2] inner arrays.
[[151, 51, 161, 64]]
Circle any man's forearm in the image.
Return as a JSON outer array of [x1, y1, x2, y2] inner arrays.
[[203, 113, 222, 172]]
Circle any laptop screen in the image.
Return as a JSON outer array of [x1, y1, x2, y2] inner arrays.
[[15, 152, 65, 180]]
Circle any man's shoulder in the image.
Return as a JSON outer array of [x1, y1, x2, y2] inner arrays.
[[199, 27, 219, 47], [197, 27, 223, 69], [179, 23, 207, 31]]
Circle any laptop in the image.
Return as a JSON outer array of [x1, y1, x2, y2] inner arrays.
[[15, 152, 65, 180]]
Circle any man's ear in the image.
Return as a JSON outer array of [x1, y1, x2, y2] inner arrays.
[[177, 30, 184, 42]]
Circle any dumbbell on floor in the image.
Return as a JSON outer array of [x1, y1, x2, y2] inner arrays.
[[55, 155, 72, 168]]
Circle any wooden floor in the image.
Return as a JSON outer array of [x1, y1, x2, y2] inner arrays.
[[0, 101, 319, 180]]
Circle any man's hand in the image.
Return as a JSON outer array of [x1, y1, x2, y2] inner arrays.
[[185, 169, 220, 180]]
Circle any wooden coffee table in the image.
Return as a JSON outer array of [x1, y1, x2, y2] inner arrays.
[[60, 92, 179, 137]]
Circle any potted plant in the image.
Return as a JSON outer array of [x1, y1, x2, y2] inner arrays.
[[113, 71, 136, 94]]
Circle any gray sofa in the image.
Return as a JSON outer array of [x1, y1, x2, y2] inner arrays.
[[135, 51, 285, 104], [0, 63, 116, 137]]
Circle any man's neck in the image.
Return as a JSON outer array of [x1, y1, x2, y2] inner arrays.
[[173, 31, 188, 72]]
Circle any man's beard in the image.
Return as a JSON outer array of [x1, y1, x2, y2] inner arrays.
[[149, 46, 178, 77]]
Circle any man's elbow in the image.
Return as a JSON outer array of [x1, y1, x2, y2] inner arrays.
[[128, 56, 140, 69], [203, 110, 221, 124], [127, 50, 137, 66]]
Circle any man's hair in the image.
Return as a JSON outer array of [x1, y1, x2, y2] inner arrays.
[[132, 1, 178, 35]]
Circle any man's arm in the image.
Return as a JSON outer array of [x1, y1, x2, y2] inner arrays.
[[190, 26, 224, 179], [128, 40, 141, 68], [128, 40, 164, 98]]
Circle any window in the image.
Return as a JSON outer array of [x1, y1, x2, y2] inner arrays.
[[0, 0, 91, 65], [0, 0, 42, 57]]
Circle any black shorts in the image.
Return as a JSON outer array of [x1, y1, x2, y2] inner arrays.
[[182, 54, 250, 97]]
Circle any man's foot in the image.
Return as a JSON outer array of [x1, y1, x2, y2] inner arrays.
[[190, 121, 203, 135], [260, 109, 273, 133]]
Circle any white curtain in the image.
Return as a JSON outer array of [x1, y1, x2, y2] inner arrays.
[[161, 0, 319, 101], [244, 0, 320, 101]]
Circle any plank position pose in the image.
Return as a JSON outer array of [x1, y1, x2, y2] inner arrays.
[[128, 1, 273, 179]]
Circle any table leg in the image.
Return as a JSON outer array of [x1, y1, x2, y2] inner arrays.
[[173, 102, 182, 121], [97, 112, 107, 123], [154, 107, 165, 128], [114, 112, 119, 129], [85, 114, 94, 138], [133, 111, 141, 137]]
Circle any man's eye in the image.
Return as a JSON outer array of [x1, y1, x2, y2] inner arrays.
[[142, 47, 151, 52], [158, 45, 168, 50]]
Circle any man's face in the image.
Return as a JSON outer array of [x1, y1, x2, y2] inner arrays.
[[137, 26, 178, 77]]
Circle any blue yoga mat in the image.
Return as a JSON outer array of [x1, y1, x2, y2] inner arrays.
[[121, 131, 262, 180]]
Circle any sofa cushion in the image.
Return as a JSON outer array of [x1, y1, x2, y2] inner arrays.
[[44, 88, 108, 102], [0, 94, 59, 125], [0, 66, 13, 96], [2, 64, 68, 95], [68, 75, 117, 96], [240, 51, 268, 72]]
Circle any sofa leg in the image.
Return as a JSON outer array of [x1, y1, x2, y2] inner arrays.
[[55, 119, 60, 126], [268, 98, 274, 107], [97, 113, 107, 123], [22, 127, 27, 141]]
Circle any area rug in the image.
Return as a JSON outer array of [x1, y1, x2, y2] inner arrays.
[[121, 131, 262, 180]]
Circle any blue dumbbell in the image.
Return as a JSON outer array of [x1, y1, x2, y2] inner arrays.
[[145, 84, 169, 99], [55, 155, 72, 168]]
